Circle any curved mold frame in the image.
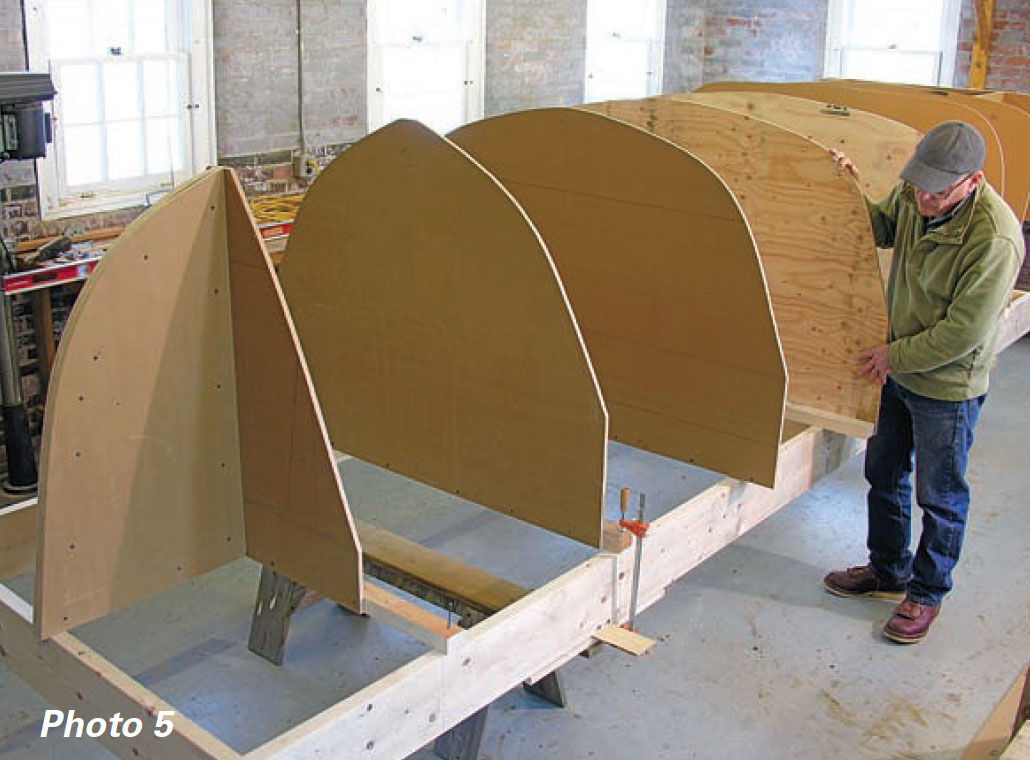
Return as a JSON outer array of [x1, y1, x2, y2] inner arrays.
[[697, 80, 1006, 200], [827, 80, 1030, 221], [583, 97, 887, 434], [278, 120, 609, 547], [673, 91, 921, 201], [449, 107, 786, 486], [35, 168, 362, 638]]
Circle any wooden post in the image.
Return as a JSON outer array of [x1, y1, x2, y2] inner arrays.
[[247, 565, 308, 666], [523, 670, 567, 708], [971, 0, 996, 90], [433, 707, 489, 760]]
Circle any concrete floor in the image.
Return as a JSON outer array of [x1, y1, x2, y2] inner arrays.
[[1, 337, 1028, 760]]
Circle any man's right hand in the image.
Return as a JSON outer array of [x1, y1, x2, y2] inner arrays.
[[829, 148, 860, 182]]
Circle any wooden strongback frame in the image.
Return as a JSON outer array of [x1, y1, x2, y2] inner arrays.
[[1, 285, 1028, 759]]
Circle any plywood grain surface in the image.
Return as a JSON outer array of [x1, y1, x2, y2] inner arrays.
[[673, 91, 921, 201], [585, 98, 886, 431], [697, 80, 1006, 199]]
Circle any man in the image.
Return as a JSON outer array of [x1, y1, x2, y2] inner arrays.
[[824, 121, 1024, 644]]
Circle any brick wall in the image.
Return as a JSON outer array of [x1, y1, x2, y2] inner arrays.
[[213, 0, 366, 160], [701, 0, 827, 84], [664, 0, 706, 93], [485, 0, 588, 115], [4, 0, 1028, 246], [954, 0, 1030, 91]]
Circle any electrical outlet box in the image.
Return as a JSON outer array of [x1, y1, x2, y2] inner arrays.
[[292, 154, 318, 179]]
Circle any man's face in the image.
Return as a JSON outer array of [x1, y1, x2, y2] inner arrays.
[[914, 171, 982, 217]]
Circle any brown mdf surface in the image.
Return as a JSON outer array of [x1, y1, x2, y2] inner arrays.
[[278, 119, 608, 547], [979, 92, 1030, 118], [34, 170, 246, 638], [224, 171, 363, 612], [673, 91, 921, 201], [697, 80, 1006, 198], [584, 98, 886, 430], [450, 108, 785, 486]]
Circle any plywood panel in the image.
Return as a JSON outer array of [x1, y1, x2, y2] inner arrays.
[[224, 172, 362, 612], [35, 170, 246, 638], [671, 91, 921, 201], [584, 98, 886, 429], [449, 108, 785, 485], [278, 120, 608, 546], [696, 80, 1006, 198], [829, 81, 1030, 221]]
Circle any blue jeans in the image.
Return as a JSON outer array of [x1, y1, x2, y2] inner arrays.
[[865, 378, 985, 606]]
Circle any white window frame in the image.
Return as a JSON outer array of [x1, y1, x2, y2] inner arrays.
[[584, 0, 667, 103], [25, 0, 217, 219], [367, 0, 485, 134], [824, 0, 963, 86]]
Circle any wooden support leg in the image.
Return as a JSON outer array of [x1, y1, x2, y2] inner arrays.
[[433, 706, 489, 760], [523, 669, 567, 708], [248, 565, 308, 666]]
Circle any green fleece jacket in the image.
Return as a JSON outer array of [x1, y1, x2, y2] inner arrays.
[[866, 181, 1023, 401]]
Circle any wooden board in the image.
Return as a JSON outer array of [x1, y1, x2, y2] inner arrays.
[[246, 427, 865, 760], [999, 291, 1030, 353], [449, 108, 785, 485], [224, 171, 363, 613], [829, 80, 1030, 221], [583, 98, 886, 431], [670, 91, 921, 201], [0, 585, 241, 760], [592, 623, 656, 656], [696, 80, 1006, 198], [34, 170, 247, 638], [3, 304, 1028, 760], [278, 119, 608, 547], [1004, 724, 1030, 760]]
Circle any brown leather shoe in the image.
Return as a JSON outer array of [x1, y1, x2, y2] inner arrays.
[[883, 598, 941, 644], [823, 565, 907, 600]]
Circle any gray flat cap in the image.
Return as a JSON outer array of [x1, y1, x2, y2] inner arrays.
[[900, 121, 985, 193]]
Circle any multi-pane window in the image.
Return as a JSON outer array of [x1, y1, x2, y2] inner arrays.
[[584, 0, 666, 103], [26, 0, 215, 217], [824, 0, 962, 86], [368, 0, 484, 134]]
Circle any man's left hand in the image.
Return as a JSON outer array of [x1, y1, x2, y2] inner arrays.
[[857, 344, 891, 384]]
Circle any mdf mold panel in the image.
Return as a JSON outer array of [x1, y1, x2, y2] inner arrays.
[[278, 119, 609, 547], [584, 98, 886, 432], [225, 171, 363, 613], [450, 108, 786, 486], [35, 168, 364, 639], [35, 170, 246, 638], [697, 80, 1006, 199], [674, 91, 921, 201]]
